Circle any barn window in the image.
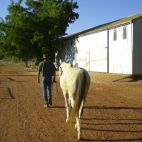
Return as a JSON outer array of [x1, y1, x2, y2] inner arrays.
[[113, 28, 117, 41], [123, 26, 127, 39]]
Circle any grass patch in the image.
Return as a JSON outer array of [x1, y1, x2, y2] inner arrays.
[[0, 59, 25, 67], [0, 59, 37, 75], [0, 59, 59, 76]]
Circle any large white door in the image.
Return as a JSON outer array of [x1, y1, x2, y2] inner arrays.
[[76, 30, 108, 72], [89, 31, 108, 72], [76, 36, 89, 70]]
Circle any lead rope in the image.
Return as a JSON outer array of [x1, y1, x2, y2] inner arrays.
[[52, 82, 63, 100]]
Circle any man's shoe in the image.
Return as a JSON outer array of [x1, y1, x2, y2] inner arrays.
[[49, 103, 52, 106], [48, 101, 52, 106], [44, 104, 49, 108]]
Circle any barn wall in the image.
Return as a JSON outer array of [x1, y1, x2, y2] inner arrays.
[[76, 30, 108, 72], [58, 24, 133, 74], [109, 24, 132, 74], [133, 17, 142, 74], [57, 18, 142, 75], [75, 35, 89, 69]]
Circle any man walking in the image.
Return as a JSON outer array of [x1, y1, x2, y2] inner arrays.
[[37, 54, 56, 108]]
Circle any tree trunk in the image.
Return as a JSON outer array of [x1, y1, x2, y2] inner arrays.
[[25, 60, 28, 68]]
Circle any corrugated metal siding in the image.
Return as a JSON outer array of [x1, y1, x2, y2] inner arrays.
[[109, 24, 132, 74]]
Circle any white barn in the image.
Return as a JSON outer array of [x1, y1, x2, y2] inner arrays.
[[56, 12, 142, 75]]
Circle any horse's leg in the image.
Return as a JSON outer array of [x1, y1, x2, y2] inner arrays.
[[68, 98, 71, 108], [63, 91, 70, 123], [79, 88, 88, 118], [75, 101, 84, 140], [75, 102, 83, 129], [79, 101, 84, 118], [75, 116, 83, 140], [70, 97, 74, 107]]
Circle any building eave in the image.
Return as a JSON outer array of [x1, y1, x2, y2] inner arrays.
[[63, 12, 142, 39]]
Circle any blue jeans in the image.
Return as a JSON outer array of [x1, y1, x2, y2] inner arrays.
[[42, 76, 52, 105]]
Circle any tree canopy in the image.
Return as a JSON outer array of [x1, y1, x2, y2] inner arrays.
[[0, 0, 79, 65]]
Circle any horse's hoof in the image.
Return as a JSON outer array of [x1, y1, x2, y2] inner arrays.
[[78, 134, 83, 140], [66, 119, 69, 123]]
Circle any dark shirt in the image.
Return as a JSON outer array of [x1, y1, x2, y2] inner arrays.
[[38, 60, 56, 76]]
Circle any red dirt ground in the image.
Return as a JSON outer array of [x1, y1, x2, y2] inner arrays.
[[0, 64, 142, 142]]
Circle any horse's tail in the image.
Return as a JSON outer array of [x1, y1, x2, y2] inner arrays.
[[69, 69, 88, 122]]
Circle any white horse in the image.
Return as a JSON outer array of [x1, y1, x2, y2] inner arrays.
[[59, 61, 90, 140]]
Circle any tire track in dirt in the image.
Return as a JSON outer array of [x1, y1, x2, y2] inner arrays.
[[10, 77, 19, 142], [14, 75, 55, 142], [0, 76, 18, 142]]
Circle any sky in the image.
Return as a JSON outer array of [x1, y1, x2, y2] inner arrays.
[[0, 0, 142, 35]]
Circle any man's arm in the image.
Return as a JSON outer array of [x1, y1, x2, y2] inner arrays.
[[37, 62, 42, 83], [37, 72, 40, 83], [52, 71, 56, 82]]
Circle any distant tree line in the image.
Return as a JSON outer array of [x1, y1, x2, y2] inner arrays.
[[0, 0, 79, 67], [0, 52, 4, 59]]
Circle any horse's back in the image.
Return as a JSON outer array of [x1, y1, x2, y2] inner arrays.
[[60, 67, 90, 93], [61, 67, 89, 83]]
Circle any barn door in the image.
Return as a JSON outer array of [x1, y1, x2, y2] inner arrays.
[[89, 31, 108, 72]]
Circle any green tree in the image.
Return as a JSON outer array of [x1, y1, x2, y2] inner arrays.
[[0, 0, 79, 66]]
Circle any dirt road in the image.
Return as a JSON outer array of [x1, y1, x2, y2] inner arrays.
[[0, 64, 142, 142]]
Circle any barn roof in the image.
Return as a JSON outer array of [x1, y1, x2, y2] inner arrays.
[[64, 12, 142, 39]]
